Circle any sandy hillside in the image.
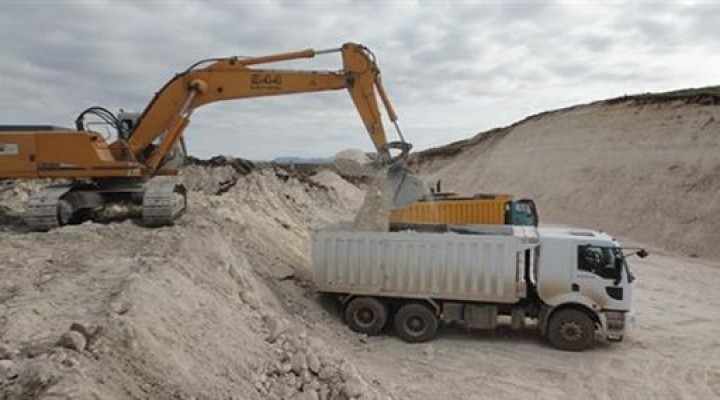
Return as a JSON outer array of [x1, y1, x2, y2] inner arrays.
[[412, 93, 720, 260], [0, 167, 392, 399]]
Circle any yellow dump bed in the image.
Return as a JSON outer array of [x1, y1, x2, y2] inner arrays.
[[390, 194, 512, 225]]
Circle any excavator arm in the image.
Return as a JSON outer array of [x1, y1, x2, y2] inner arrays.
[[123, 43, 407, 174], [1, 42, 425, 231]]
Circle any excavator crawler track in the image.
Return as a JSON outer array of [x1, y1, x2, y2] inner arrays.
[[142, 181, 187, 227], [25, 185, 73, 231], [0, 180, 17, 194]]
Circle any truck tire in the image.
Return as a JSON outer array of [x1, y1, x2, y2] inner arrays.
[[344, 297, 388, 335], [547, 309, 595, 351], [394, 303, 438, 343]]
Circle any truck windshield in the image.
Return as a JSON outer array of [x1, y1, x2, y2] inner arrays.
[[577, 245, 623, 281], [506, 201, 537, 226]]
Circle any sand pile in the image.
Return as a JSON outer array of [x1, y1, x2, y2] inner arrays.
[[0, 166, 387, 399], [331, 149, 373, 179], [350, 169, 391, 232], [254, 318, 387, 399], [0, 180, 46, 232], [0, 181, 42, 214], [309, 170, 364, 212]]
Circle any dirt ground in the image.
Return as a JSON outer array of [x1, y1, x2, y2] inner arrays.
[[339, 238, 720, 400], [0, 168, 382, 399], [1, 163, 719, 399]]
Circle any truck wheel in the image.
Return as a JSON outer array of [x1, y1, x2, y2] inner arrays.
[[394, 303, 438, 343], [547, 309, 595, 351], [344, 297, 388, 335]]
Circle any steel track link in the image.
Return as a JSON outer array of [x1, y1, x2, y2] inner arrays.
[[142, 181, 186, 227], [24, 185, 73, 231]]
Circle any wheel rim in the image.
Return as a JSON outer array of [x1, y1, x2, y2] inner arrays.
[[558, 320, 583, 342], [405, 315, 427, 336], [354, 307, 375, 328]]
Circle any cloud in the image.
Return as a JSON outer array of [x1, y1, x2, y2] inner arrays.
[[0, 0, 717, 159]]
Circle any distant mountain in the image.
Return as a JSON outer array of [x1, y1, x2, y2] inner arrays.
[[272, 156, 332, 164]]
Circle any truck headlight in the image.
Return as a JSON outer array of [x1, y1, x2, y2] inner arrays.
[[605, 311, 625, 331]]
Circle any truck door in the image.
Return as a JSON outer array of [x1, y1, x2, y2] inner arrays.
[[575, 245, 629, 310]]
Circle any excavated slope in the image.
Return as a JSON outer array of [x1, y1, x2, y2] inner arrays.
[[0, 168, 392, 399], [413, 95, 720, 260]]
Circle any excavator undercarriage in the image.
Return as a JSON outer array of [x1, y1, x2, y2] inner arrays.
[[24, 179, 186, 231]]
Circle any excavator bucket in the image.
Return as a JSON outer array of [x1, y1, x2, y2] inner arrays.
[[387, 165, 427, 207]]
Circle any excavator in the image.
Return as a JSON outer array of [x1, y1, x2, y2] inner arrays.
[[0, 42, 426, 230]]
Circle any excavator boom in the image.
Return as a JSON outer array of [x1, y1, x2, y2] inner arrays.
[[126, 43, 398, 174], [0, 42, 422, 230]]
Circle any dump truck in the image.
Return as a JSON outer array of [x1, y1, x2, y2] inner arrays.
[[311, 226, 646, 351], [389, 193, 538, 229]]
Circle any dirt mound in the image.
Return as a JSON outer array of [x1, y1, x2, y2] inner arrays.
[[184, 155, 255, 175], [182, 155, 255, 195], [413, 97, 720, 260], [0, 167, 389, 399], [0, 180, 45, 232]]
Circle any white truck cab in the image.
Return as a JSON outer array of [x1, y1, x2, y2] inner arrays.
[[536, 228, 636, 348]]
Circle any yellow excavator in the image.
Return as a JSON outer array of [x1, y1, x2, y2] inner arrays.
[[0, 43, 425, 230]]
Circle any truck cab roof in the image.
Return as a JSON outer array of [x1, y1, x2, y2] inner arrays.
[[538, 227, 617, 245]]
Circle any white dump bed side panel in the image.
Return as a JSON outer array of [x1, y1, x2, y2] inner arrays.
[[312, 231, 527, 303]]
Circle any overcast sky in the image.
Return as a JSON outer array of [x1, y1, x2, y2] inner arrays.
[[1, 0, 718, 159]]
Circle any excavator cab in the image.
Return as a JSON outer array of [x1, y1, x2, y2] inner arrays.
[[116, 110, 185, 172], [117, 111, 140, 141]]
